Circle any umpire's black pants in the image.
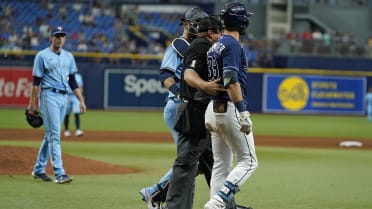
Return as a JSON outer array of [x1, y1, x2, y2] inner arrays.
[[165, 130, 212, 209]]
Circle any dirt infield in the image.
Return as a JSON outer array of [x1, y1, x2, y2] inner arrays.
[[1, 128, 371, 176]]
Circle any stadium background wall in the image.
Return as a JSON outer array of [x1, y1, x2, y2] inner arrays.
[[0, 55, 371, 113]]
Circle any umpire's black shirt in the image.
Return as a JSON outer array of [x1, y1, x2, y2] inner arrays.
[[180, 36, 212, 101]]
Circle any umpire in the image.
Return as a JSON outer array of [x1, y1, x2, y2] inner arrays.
[[166, 15, 223, 209], [167, 16, 250, 209]]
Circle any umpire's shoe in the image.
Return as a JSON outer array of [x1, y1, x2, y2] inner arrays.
[[55, 174, 73, 184], [32, 172, 52, 182], [236, 205, 253, 209]]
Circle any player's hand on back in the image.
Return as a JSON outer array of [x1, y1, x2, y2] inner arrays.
[[203, 79, 226, 96]]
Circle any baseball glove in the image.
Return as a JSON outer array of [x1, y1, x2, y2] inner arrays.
[[25, 109, 43, 128]]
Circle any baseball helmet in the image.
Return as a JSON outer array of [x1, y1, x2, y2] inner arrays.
[[180, 7, 208, 40], [220, 3, 253, 35]]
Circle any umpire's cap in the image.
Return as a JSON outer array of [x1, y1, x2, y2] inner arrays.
[[51, 26, 67, 36], [198, 16, 222, 33]]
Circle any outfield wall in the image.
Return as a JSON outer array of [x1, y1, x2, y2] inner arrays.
[[1, 56, 372, 114]]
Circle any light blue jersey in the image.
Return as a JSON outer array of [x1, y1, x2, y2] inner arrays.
[[33, 48, 77, 90], [160, 38, 185, 98]]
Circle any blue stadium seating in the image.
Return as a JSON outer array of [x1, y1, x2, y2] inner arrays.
[[1, 1, 181, 52]]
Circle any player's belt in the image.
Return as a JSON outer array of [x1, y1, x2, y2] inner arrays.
[[42, 87, 67, 95]]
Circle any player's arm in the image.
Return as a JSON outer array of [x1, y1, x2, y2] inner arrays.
[[159, 68, 179, 97], [224, 68, 252, 134], [184, 69, 224, 96], [68, 74, 87, 113], [223, 69, 243, 103], [159, 42, 184, 97], [27, 76, 41, 112], [226, 82, 243, 103], [27, 53, 44, 112]]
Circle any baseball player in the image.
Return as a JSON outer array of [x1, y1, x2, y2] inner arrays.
[[204, 3, 258, 209], [366, 86, 372, 122], [139, 7, 208, 209], [64, 72, 84, 137], [27, 26, 86, 184]]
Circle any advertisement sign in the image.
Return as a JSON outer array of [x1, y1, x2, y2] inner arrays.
[[0, 67, 32, 106], [104, 69, 168, 109], [263, 74, 366, 114]]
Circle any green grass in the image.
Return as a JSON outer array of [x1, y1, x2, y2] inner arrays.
[[1, 141, 372, 209], [1, 108, 372, 138], [1, 108, 372, 209], [1, 108, 168, 132], [252, 114, 372, 139]]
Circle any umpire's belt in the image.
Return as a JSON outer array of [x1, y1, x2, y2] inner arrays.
[[42, 88, 67, 95], [213, 100, 228, 113]]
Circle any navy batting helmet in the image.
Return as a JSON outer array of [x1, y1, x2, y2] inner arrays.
[[220, 3, 253, 35]]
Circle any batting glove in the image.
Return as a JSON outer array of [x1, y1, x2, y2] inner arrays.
[[239, 111, 252, 135]]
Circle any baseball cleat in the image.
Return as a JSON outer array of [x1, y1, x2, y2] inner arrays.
[[75, 129, 83, 137], [204, 195, 225, 209], [64, 130, 71, 137], [32, 172, 52, 182], [140, 188, 162, 209], [55, 174, 73, 184]]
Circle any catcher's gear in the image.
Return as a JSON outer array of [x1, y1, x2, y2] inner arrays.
[[180, 7, 208, 40], [25, 109, 43, 128]]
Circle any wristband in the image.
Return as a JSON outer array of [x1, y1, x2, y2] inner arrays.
[[234, 101, 247, 112], [169, 83, 180, 96]]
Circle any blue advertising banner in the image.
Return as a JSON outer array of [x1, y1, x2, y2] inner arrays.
[[104, 69, 168, 109], [263, 74, 366, 114]]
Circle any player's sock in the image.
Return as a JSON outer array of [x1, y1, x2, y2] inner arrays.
[[64, 115, 70, 130], [75, 113, 80, 129], [217, 181, 239, 204]]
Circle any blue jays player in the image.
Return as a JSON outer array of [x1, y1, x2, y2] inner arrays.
[[139, 7, 208, 209], [27, 26, 86, 184], [204, 3, 258, 209], [366, 87, 372, 122], [64, 72, 84, 137]]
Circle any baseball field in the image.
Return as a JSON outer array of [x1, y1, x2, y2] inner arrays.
[[0, 108, 372, 209]]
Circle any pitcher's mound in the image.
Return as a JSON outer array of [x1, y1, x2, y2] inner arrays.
[[0, 146, 136, 175]]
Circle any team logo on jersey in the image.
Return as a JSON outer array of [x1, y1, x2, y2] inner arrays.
[[277, 76, 309, 111]]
